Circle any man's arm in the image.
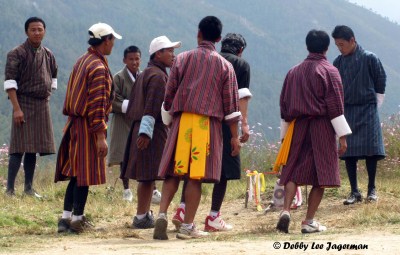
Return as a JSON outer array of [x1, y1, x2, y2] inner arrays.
[[7, 89, 24, 126]]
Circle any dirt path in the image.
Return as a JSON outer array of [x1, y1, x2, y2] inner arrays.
[[3, 198, 400, 255]]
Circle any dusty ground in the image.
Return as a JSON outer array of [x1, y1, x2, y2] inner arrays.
[[2, 194, 400, 255]]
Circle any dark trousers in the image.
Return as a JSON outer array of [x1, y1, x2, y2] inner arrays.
[[7, 153, 36, 191], [345, 156, 378, 193]]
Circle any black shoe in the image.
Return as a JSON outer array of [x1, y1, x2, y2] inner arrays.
[[276, 211, 290, 233], [58, 218, 71, 233], [343, 192, 362, 205], [367, 189, 378, 202], [5, 189, 15, 196]]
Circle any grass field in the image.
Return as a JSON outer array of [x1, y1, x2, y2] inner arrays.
[[1, 118, 400, 254]]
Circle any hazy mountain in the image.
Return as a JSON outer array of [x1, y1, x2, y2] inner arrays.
[[0, 0, 399, 146]]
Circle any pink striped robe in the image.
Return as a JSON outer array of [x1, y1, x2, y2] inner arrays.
[[158, 41, 240, 182], [55, 47, 113, 186], [279, 53, 344, 187]]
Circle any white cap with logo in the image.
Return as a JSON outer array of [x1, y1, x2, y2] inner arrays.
[[149, 36, 181, 55], [88, 22, 122, 40]]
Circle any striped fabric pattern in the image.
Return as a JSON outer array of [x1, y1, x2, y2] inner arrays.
[[333, 45, 386, 159], [278, 53, 344, 187], [164, 41, 240, 122], [5, 40, 57, 154], [159, 41, 239, 182], [55, 47, 112, 187]]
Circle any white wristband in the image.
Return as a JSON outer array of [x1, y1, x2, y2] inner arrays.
[[122, 100, 129, 113]]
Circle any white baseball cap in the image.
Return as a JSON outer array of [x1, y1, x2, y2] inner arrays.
[[88, 22, 122, 40], [149, 36, 181, 55]]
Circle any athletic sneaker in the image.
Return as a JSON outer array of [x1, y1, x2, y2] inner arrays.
[[204, 212, 233, 232], [276, 211, 290, 233], [153, 215, 168, 240], [172, 207, 185, 230], [122, 189, 133, 202], [151, 189, 162, 204], [301, 220, 327, 234], [176, 224, 209, 239], [132, 212, 155, 229]]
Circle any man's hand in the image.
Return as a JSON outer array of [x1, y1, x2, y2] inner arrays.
[[13, 109, 25, 126], [338, 136, 347, 156], [240, 123, 250, 143], [137, 134, 151, 150], [231, 137, 241, 156], [96, 132, 108, 158]]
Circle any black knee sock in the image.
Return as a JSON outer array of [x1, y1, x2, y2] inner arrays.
[[23, 153, 37, 191], [120, 163, 129, 189], [366, 157, 378, 192], [63, 178, 77, 212], [7, 153, 23, 191], [180, 179, 188, 203], [211, 178, 228, 212], [345, 158, 359, 193], [73, 184, 89, 216]]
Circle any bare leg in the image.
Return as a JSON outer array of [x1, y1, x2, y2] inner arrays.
[[283, 181, 297, 212], [305, 186, 324, 220], [137, 181, 154, 215], [159, 177, 180, 213], [183, 179, 202, 224]]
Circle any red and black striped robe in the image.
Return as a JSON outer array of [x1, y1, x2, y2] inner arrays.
[[55, 47, 112, 186]]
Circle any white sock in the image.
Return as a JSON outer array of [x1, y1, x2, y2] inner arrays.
[[158, 212, 167, 218], [209, 210, 219, 219], [179, 202, 186, 209], [72, 215, 83, 221], [124, 188, 131, 192], [136, 213, 146, 220], [62, 210, 72, 219], [182, 223, 193, 229]]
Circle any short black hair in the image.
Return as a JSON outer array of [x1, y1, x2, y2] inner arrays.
[[306, 29, 330, 54], [331, 25, 355, 41], [124, 45, 141, 58], [221, 33, 247, 55], [150, 48, 164, 60], [25, 17, 46, 32], [198, 16, 222, 42], [87, 33, 113, 46]]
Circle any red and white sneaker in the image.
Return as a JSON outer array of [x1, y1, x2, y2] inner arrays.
[[172, 207, 185, 230], [204, 213, 233, 232]]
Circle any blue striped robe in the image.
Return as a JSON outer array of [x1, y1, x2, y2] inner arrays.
[[333, 45, 386, 160], [279, 53, 344, 187]]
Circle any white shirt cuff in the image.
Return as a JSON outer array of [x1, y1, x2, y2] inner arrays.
[[122, 100, 129, 113], [4, 80, 18, 91], [224, 111, 242, 121], [51, 78, 57, 90], [161, 102, 172, 125], [238, 88, 252, 99], [331, 115, 352, 137], [376, 93, 385, 108], [280, 119, 290, 140]]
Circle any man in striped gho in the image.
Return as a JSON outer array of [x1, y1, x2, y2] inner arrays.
[[276, 30, 351, 234], [4, 17, 58, 198], [153, 16, 241, 240], [55, 22, 121, 234]]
